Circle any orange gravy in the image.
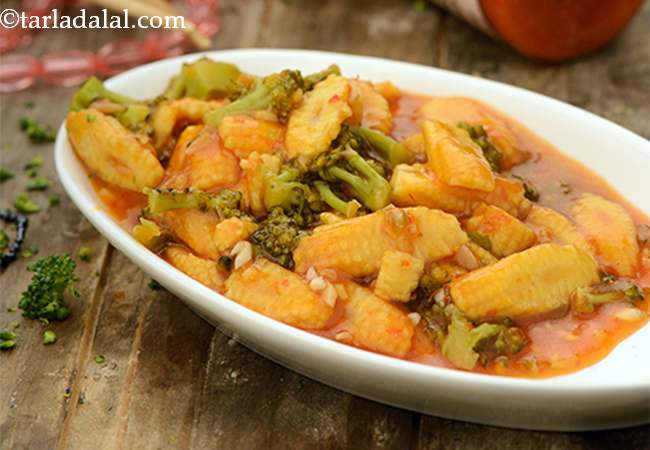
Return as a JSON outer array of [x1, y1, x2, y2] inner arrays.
[[91, 93, 649, 378]]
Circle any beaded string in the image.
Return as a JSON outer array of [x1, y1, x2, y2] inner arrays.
[[0, 0, 219, 92]]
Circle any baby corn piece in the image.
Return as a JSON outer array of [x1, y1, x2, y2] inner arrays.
[[465, 204, 536, 257], [164, 209, 222, 259], [285, 75, 352, 165], [348, 80, 393, 134], [342, 282, 414, 357], [390, 164, 529, 218], [225, 259, 334, 329], [152, 98, 224, 150], [450, 243, 600, 321], [479, 176, 531, 219], [422, 120, 495, 192], [391, 164, 471, 213], [239, 152, 282, 216], [164, 246, 226, 292], [406, 207, 470, 262], [295, 211, 389, 277], [218, 114, 285, 159], [526, 205, 592, 255], [163, 127, 240, 191], [417, 97, 529, 169], [66, 109, 163, 191], [572, 194, 640, 277], [374, 250, 425, 302], [213, 217, 259, 254], [294, 207, 467, 277]]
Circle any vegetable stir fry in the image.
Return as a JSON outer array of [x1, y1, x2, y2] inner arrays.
[[66, 58, 650, 377]]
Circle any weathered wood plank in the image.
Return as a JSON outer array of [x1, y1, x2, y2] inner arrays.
[[566, 0, 650, 139], [55, 250, 213, 450], [0, 26, 126, 450], [256, 0, 441, 65]]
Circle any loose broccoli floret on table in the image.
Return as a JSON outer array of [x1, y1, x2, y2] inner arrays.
[[19, 254, 79, 321], [19, 117, 56, 143]]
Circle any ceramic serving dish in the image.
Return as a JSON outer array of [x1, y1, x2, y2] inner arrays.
[[54, 49, 650, 431]]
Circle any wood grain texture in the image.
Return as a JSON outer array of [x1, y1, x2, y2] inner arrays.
[[0, 0, 648, 449]]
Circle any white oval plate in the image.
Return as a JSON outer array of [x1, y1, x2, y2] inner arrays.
[[55, 49, 650, 431]]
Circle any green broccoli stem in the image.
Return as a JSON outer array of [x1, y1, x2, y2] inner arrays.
[[303, 64, 341, 91], [353, 126, 414, 167], [143, 188, 246, 219], [572, 282, 644, 315], [143, 188, 210, 214], [314, 182, 360, 218], [325, 149, 391, 211], [70, 77, 135, 111], [205, 66, 340, 126], [205, 82, 275, 126]]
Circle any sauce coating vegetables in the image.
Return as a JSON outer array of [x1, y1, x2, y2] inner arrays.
[[66, 59, 650, 378]]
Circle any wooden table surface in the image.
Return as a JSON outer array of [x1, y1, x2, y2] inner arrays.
[[1, 1, 649, 449]]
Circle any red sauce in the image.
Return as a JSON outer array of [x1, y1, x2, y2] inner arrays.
[[90, 93, 649, 378]]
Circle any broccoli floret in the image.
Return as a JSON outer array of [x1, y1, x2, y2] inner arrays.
[[26, 176, 50, 191], [69, 77, 150, 131], [163, 58, 241, 100], [263, 166, 324, 226], [19, 254, 78, 321], [263, 166, 310, 212], [458, 122, 502, 172], [321, 148, 391, 211], [143, 188, 248, 220], [349, 126, 414, 167], [572, 279, 644, 315], [210, 189, 247, 219], [204, 69, 304, 126], [409, 265, 451, 308], [14, 193, 40, 214], [0, 166, 14, 183], [250, 207, 305, 269], [19, 117, 56, 143], [470, 322, 527, 365], [70, 77, 135, 111], [442, 314, 528, 370]]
